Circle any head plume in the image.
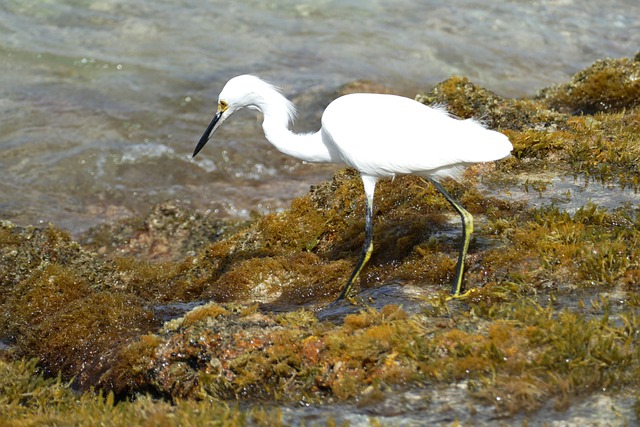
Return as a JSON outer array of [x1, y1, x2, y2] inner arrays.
[[219, 75, 297, 125]]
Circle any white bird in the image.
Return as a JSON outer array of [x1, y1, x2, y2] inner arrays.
[[193, 75, 512, 301]]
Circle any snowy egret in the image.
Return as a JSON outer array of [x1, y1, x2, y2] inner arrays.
[[194, 75, 512, 301]]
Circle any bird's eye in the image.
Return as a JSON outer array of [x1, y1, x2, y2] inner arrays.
[[218, 100, 228, 112]]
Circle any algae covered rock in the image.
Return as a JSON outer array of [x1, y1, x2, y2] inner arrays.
[[80, 200, 241, 261], [0, 221, 157, 389], [537, 55, 640, 114], [105, 302, 424, 402], [415, 76, 566, 131], [2, 55, 640, 423]]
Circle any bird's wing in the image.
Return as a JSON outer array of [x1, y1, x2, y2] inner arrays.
[[321, 94, 511, 177]]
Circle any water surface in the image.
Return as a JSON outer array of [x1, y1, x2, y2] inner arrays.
[[1, 0, 639, 233]]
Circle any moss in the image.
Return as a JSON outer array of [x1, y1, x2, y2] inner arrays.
[[0, 222, 107, 295], [465, 202, 640, 295], [110, 256, 194, 302], [477, 302, 639, 414], [18, 292, 155, 389], [0, 223, 21, 246], [182, 303, 230, 328], [564, 112, 640, 190], [415, 75, 566, 131], [0, 358, 79, 418], [0, 358, 286, 426], [117, 289, 640, 417], [98, 333, 163, 396], [538, 57, 640, 114], [413, 62, 640, 191], [1, 264, 92, 341], [507, 129, 571, 161]]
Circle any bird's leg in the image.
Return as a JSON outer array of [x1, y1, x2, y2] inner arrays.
[[427, 179, 474, 296], [337, 183, 375, 302]]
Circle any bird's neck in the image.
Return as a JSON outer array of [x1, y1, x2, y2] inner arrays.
[[258, 93, 336, 163]]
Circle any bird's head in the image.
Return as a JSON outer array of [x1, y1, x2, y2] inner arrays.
[[192, 75, 277, 157]]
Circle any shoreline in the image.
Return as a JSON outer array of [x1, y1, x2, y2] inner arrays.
[[2, 54, 640, 425]]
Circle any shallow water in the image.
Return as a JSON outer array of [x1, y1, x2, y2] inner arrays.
[[1, 0, 639, 233], [275, 387, 639, 426], [484, 174, 640, 213]]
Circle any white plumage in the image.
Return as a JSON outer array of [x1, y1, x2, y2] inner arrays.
[[322, 93, 511, 180]]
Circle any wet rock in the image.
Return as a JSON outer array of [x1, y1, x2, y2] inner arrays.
[[80, 200, 244, 261], [537, 55, 640, 114], [0, 221, 156, 389]]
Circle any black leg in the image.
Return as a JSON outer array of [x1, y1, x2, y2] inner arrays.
[[336, 175, 377, 301], [428, 179, 474, 296], [337, 193, 374, 301]]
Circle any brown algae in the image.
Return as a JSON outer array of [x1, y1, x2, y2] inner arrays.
[[1, 55, 640, 423]]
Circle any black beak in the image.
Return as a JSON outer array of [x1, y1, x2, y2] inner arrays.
[[193, 111, 222, 157]]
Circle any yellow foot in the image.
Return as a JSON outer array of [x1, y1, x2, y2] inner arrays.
[[446, 288, 479, 301]]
